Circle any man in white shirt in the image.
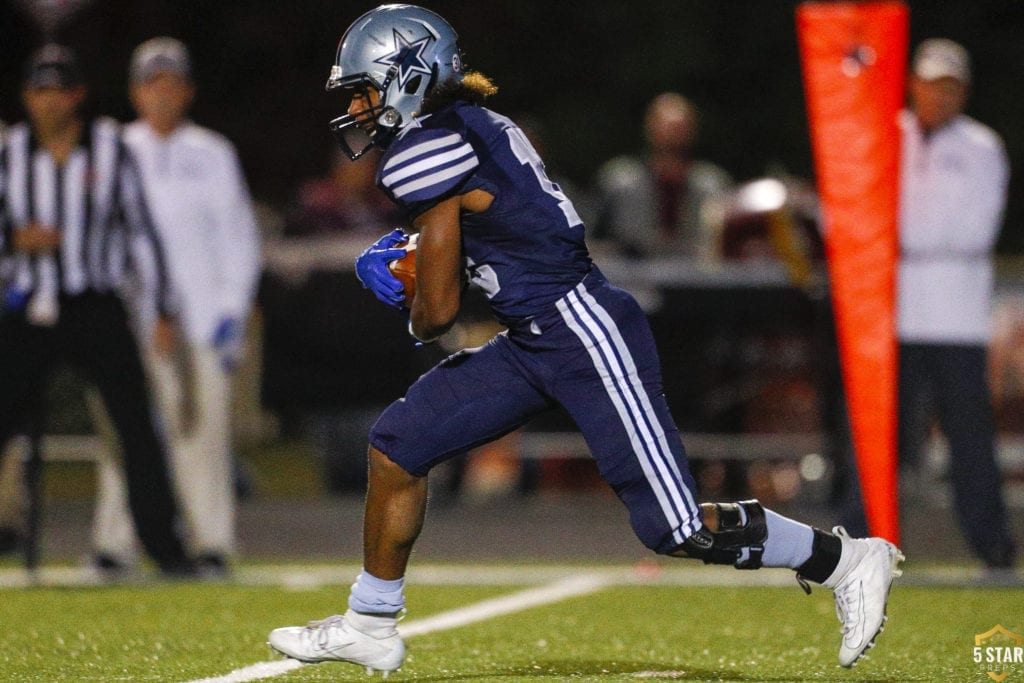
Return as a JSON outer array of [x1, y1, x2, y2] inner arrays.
[[899, 39, 1015, 569], [92, 37, 261, 575], [842, 39, 1015, 570]]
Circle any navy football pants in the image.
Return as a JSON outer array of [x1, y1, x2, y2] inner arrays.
[[370, 274, 702, 553]]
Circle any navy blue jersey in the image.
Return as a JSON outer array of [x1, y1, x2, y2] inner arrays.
[[376, 100, 592, 323]]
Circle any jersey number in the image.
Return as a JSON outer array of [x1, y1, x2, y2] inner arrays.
[[506, 127, 583, 229]]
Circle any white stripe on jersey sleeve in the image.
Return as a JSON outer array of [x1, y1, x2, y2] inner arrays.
[[391, 156, 479, 200], [382, 132, 463, 171], [381, 142, 475, 188]]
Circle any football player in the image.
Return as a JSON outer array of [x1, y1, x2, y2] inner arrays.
[[269, 4, 904, 675]]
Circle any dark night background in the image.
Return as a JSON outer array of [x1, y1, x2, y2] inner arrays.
[[1, 0, 1022, 250]]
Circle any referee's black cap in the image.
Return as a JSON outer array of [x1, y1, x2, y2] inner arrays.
[[24, 44, 84, 89]]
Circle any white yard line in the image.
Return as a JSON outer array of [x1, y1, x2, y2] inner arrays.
[[399, 572, 609, 637], [186, 660, 304, 683], [185, 573, 611, 683]]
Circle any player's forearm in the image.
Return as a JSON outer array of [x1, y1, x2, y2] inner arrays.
[[409, 196, 463, 342], [409, 302, 456, 343]]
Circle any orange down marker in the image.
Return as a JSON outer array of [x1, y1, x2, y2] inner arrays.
[[796, 1, 908, 543]]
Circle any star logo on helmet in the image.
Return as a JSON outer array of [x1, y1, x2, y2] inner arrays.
[[374, 30, 432, 89]]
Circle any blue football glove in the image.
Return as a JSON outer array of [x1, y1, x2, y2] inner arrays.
[[355, 228, 409, 310], [212, 315, 243, 372], [2, 287, 29, 314]]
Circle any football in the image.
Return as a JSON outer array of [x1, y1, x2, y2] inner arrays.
[[388, 232, 419, 306]]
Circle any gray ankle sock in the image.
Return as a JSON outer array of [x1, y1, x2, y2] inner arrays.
[[761, 509, 814, 569]]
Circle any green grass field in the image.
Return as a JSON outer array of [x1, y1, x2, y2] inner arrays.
[[1, 562, 1022, 682]]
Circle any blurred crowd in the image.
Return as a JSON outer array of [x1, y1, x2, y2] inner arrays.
[[1, 30, 1022, 574]]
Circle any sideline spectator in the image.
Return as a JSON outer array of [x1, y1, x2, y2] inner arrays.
[[91, 37, 261, 577], [838, 39, 1017, 571], [283, 148, 401, 237], [0, 118, 20, 554], [593, 91, 732, 262], [0, 44, 194, 575]]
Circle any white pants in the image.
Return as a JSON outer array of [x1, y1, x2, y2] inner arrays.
[[92, 344, 235, 561], [0, 439, 27, 531]]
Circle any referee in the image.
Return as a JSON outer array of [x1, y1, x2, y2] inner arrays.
[[0, 44, 195, 576]]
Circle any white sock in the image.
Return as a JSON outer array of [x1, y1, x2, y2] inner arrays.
[[345, 609, 401, 637], [348, 568, 405, 615], [761, 510, 814, 569]]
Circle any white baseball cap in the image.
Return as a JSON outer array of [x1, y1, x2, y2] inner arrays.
[[912, 38, 970, 83], [130, 37, 192, 84]]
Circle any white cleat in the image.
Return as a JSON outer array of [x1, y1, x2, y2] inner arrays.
[[268, 609, 406, 675], [825, 526, 904, 668]]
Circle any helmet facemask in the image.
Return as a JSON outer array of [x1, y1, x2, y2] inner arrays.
[[328, 75, 398, 161]]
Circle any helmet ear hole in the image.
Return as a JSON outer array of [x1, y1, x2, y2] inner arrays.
[[404, 74, 422, 95]]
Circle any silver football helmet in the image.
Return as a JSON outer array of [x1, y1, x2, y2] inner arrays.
[[327, 4, 463, 160]]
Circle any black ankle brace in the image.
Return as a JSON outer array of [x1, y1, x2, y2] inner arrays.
[[796, 527, 842, 585], [674, 499, 767, 569]]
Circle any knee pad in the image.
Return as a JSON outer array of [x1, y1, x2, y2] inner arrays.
[[674, 499, 767, 569]]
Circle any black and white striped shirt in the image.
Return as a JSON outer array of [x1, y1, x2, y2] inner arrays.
[[0, 116, 173, 315]]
